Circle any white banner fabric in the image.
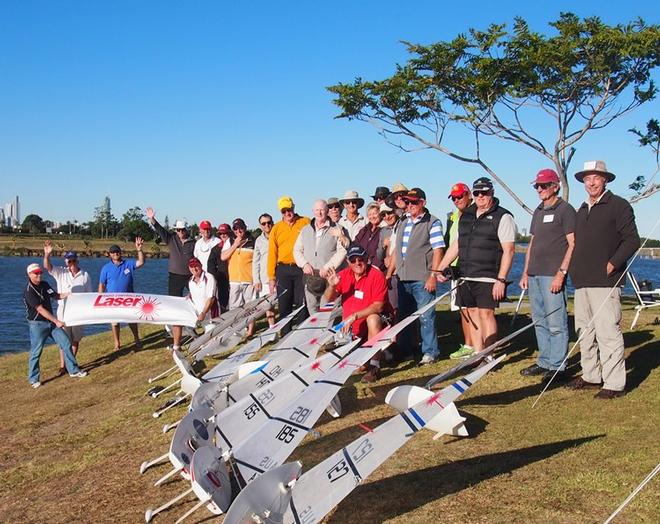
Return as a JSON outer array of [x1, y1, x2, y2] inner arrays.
[[62, 293, 198, 327]]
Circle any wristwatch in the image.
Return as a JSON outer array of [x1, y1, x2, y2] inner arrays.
[[559, 268, 568, 275], [496, 277, 506, 284]]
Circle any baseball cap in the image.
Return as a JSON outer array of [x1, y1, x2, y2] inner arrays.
[[532, 169, 560, 185], [448, 183, 470, 198], [232, 218, 247, 230], [379, 202, 394, 213], [63, 250, 78, 259], [188, 257, 203, 269], [27, 263, 43, 275], [347, 245, 367, 260], [199, 220, 212, 230], [217, 223, 231, 234], [108, 244, 122, 254], [406, 188, 426, 201], [278, 196, 294, 211], [472, 177, 494, 191]]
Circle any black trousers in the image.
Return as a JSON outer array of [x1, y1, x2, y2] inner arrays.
[[168, 272, 190, 297], [275, 264, 307, 324]]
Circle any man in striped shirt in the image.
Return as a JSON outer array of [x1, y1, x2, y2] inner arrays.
[[393, 188, 445, 364]]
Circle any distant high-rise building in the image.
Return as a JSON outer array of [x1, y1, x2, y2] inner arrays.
[[103, 195, 111, 215], [3, 196, 20, 227], [14, 196, 20, 225]]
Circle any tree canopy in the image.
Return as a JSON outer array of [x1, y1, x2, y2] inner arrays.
[[328, 13, 659, 212], [21, 214, 46, 234]]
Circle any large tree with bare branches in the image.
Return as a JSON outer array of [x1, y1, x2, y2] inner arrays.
[[328, 13, 659, 213]]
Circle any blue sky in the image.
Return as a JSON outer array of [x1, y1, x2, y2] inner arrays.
[[0, 1, 658, 236]]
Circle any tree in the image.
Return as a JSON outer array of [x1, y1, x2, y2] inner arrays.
[[117, 206, 154, 242], [92, 206, 119, 238], [21, 214, 46, 234], [328, 13, 659, 213], [629, 118, 660, 203]]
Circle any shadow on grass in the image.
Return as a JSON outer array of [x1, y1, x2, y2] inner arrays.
[[625, 335, 660, 392], [330, 435, 603, 523], [82, 329, 168, 371]]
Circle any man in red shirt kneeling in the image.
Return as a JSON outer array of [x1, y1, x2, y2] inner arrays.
[[323, 245, 392, 383]]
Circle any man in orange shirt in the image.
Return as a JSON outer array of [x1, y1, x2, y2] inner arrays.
[[223, 218, 256, 335], [268, 196, 310, 323]]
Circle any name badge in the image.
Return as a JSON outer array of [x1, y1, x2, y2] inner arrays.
[[354, 289, 364, 300], [543, 214, 555, 223], [124, 268, 131, 275]]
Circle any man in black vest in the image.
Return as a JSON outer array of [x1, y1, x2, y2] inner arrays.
[[437, 177, 516, 358]]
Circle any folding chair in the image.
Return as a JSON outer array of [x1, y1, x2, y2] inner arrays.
[[627, 272, 660, 329]]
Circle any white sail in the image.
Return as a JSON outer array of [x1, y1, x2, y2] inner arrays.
[[277, 355, 506, 524]]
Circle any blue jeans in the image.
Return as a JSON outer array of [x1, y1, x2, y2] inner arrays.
[[528, 276, 569, 371], [397, 280, 439, 359], [28, 320, 81, 383]]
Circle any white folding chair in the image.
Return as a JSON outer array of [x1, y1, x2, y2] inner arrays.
[[628, 273, 660, 329]]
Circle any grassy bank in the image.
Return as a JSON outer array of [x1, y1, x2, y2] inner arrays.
[[0, 236, 167, 257], [0, 300, 658, 523]]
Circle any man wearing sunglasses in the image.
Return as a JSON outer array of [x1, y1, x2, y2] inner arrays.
[[223, 218, 257, 335], [326, 197, 343, 223], [444, 183, 474, 358], [437, 177, 516, 359], [146, 207, 195, 297], [519, 169, 576, 382], [323, 245, 391, 382], [268, 196, 310, 324], [252, 213, 275, 326], [43, 241, 93, 375], [338, 190, 366, 241], [393, 187, 445, 365]]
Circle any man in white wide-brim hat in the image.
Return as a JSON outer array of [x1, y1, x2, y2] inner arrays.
[[338, 190, 366, 241], [567, 160, 640, 399]]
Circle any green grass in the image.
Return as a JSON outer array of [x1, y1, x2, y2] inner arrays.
[[0, 299, 658, 523]]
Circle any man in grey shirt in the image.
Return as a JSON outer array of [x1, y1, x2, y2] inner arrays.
[[252, 213, 275, 326], [519, 169, 576, 381]]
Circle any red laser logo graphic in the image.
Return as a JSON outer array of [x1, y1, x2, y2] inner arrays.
[[137, 296, 161, 321], [425, 392, 445, 409]]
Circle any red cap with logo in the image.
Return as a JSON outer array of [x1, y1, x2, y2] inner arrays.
[[532, 169, 560, 185], [199, 220, 212, 230], [448, 183, 470, 198]]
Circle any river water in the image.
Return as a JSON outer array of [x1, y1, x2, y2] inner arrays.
[[1, 254, 658, 354]]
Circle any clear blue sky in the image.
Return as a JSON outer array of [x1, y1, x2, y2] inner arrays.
[[1, 1, 658, 236]]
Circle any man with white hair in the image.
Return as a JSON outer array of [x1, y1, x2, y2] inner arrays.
[[567, 160, 640, 399], [294, 199, 347, 314]]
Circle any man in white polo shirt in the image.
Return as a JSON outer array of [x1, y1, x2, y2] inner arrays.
[[43, 240, 93, 375]]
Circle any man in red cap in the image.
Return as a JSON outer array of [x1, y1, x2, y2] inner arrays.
[[567, 160, 640, 399], [519, 169, 576, 382], [444, 182, 474, 357], [207, 223, 233, 312], [194, 220, 220, 270], [23, 263, 87, 388]]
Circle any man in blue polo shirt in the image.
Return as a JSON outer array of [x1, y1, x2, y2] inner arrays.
[[98, 238, 145, 351]]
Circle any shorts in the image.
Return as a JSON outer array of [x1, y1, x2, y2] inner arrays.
[[456, 280, 498, 309], [229, 282, 255, 309], [64, 325, 84, 343]]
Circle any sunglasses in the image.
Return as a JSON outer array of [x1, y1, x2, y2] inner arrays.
[[348, 256, 366, 264], [176, 228, 186, 232], [472, 190, 490, 197], [260, 220, 273, 226], [344, 200, 360, 206], [405, 199, 422, 205], [380, 211, 395, 218], [451, 193, 468, 201], [534, 183, 554, 190], [219, 231, 230, 236], [328, 204, 341, 210], [281, 208, 294, 214]]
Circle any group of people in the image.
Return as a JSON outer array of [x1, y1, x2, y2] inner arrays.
[[24, 160, 640, 399]]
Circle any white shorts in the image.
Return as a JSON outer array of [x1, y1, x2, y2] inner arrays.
[[229, 282, 255, 309]]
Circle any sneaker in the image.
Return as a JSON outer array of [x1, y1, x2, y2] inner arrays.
[[69, 371, 88, 378], [449, 345, 475, 360], [565, 377, 601, 390], [361, 365, 381, 383], [30, 381, 41, 389], [595, 389, 625, 400], [419, 354, 438, 366], [520, 364, 548, 376]]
